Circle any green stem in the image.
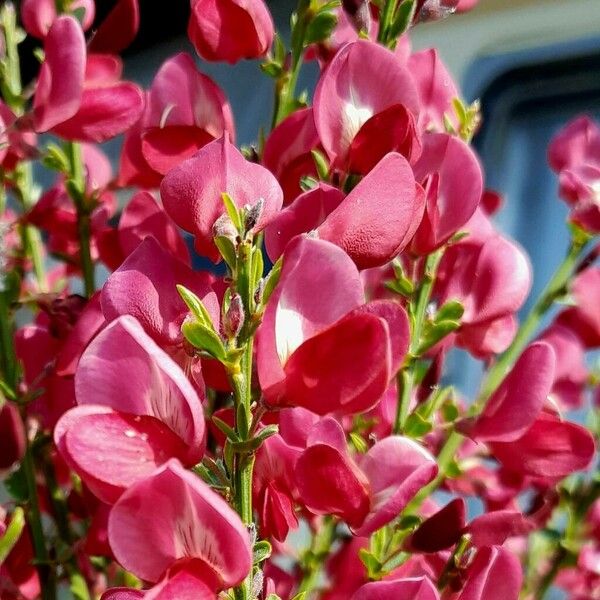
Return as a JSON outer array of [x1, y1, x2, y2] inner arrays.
[[272, 0, 310, 127], [66, 142, 95, 297], [297, 517, 337, 597], [21, 441, 56, 600], [232, 241, 258, 600], [377, 0, 399, 44], [395, 250, 443, 433], [0, 291, 17, 388], [15, 162, 48, 292]]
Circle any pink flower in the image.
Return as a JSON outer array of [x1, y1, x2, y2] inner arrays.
[[266, 153, 425, 268], [454, 546, 522, 600], [537, 324, 588, 409], [433, 230, 531, 357], [97, 191, 190, 270], [126, 53, 236, 178], [408, 49, 460, 133], [253, 434, 300, 542], [459, 342, 595, 479], [101, 237, 218, 349], [31, 18, 144, 141], [556, 266, 600, 348], [411, 133, 483, 254], [88, 0, 140, 54], [32, 16, 86, 133], [55, 316, 206, 503], [548, 116, 600, 232], [352, 577, 440, 600], [295, 418, 437, 536], [52, 54, 145, 143], [20, 0, 94, 39], [108, 459, 252, 592], [262, 107, 321, 203], [313, 40, 420, 170], [256, 236, 410, 415], [188, 0, 274, 64], [458, 342, 556, 443], [0, 102, 37, 171], [160, 135, 283, 262]]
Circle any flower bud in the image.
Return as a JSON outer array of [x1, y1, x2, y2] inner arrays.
[[213, 213, 239, 243], [223, 293, 245, 339], [415, 0, 459, 23], [244, 197, 265, 232], [342, 0, 371, 33]]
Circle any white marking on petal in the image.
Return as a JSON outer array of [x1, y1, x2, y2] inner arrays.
[[275, 303, 305, 365]]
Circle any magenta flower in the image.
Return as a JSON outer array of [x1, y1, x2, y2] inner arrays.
[[265, 153, 425, 268], [433, 228, 531, 357], [160, 135, 283, 262], [295, 418, 437, 535], [556, 266, 600, 348], [88, 0, 140, 54], [97, 191, 190, 270], [129, 53, 236, 177], [411, 132, 483, 254], [188, 0, 274, 64], [352, 577, 440, 600], [408, 49, 460, 132], [107, 460, 251, 594], [459, 342, 596, 479], [55, 316, 206, 503], [32, 16, 86, 133], [313, 40, 420, 170], [20, 0, 95, 39], [256, 236, 410, 415], [263, 107, 322, 203], [101, 237, 218, 348], [548, 116, 600, 232]]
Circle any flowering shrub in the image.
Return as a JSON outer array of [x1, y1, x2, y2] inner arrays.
[[0, 1, 599, 599]]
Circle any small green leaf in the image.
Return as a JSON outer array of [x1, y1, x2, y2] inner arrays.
[[349, 431, 368, 454], [212, 416, 239, 443], [418, 320, 460, 354], [253, 540, 272, 564], [291, 593, 307, 600], [177, 285, 215, 329], [214, 235, 237, 270], [385, 278, 413, 297], [441, 399, 459, 423], [70, 572, 91, 600], [4, 466, 28, 502], [436, 300, 464, 322], [305, 11, 337, 44], [311, 149, 330, 181], [0, 507, 25, 562], [221, 192, 243, 232], [181, 319, 227, 361], [252, 247, 264, 290], [403, 412, 432, 438], [359, 549, 381, 577], [260, 61, 283, 78], [388, 0, 416, 39], [261, 257, 283, 308], [43, 143, 70, 173], [299, 175, 319, 192]]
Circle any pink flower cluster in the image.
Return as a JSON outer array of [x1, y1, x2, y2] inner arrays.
[[1, 1, 598, 600]]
